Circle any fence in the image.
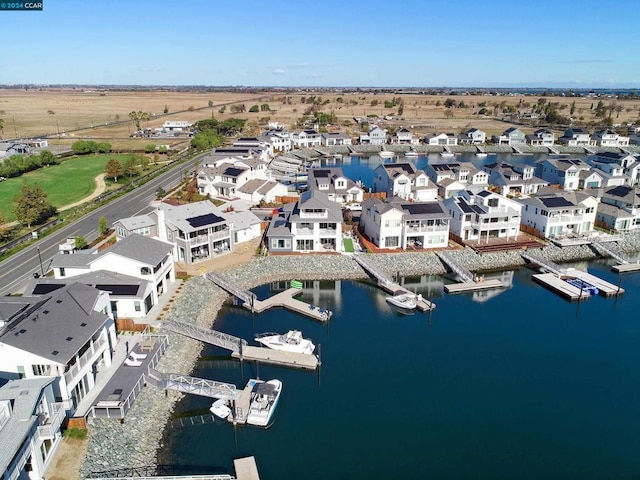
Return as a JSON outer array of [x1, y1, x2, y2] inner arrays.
[[115, 318, 150, 333]]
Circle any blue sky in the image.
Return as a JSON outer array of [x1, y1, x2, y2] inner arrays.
[[2, 0, 638, 88]]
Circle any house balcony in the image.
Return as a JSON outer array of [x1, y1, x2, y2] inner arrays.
[[318, 227, 338, 235], [37, 402, 66, 440], [547, 214, 583, 224], [64, 334, 108, 386], [211, 228, 230, 240], [471, 219, 521, 231], [189, 234, 209, 245], [300, 212, 327, 219], [294, 227, 315, 236], [405, 224, 449, 233]]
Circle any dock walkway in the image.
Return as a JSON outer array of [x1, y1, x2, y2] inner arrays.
[[436, 251, 474, 283], [146, 369, 240, 400], [584, 145, 598, 155], [548, 145, 561, 154], [252, 287, 331, 321], [234, 457, 260, 480], [521, 252, 566, 276], [163, 320, 247, 352], [231, 346, 319, 370], [205, 271, 256, 307]]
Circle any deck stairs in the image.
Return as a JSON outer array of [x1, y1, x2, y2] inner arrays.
[[162, 320, 247, 353], [205, 271, 257, 308], [476, 145, 486, 154], [591, 242, 629, 265], [146, 369, 240, 400], [353, 254, 393, 285], [521, 252, 566, 276], [583, 145, 597, 155], [512, 144, 524, 154], [443, 145, 454, 154], [436, 251, 474, 283], [548, 145, 560, 154]]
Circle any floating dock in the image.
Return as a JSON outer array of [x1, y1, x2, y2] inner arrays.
[[612, 263, 640, 273], [231, 346, 319, 370], [444, 279, 505, 294], [532, 273, 591, 301], [568, 269, 624, 297], [234, 457, 261, 480], [228, 379, 257, 425], [250, 287, 331, 322]]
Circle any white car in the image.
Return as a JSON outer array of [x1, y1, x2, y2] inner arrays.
[[345, 203, 362, 211]]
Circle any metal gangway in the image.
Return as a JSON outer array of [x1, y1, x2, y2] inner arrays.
[[583, 145, 597, 155], [146, 369, 240, 400], [205, 271, 257, 308], [476, 145, 486, 154], [162, 320, 247, 353], [87, 465, 235, 480], [353, 254, 393, 285], [443, 145, 453, 154], [521, 252, 566, 276], [548, 145, 560, 154], [436, 251, 474, 283], [512, 144, 524, 155], [591, 241, 629, 265]]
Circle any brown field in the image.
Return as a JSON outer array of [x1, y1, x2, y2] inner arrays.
[[1, 88, 639, 149]]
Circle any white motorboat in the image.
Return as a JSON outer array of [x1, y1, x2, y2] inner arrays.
[[476, 152, 488, 158], [385, 293, 418, 310], [380, 150, 395, 158], [405, 150, 419, 157], [441, 152, 456, 158], [255, 330, 315, 355], [210, 399, 231, 419], [247, 379, 282, 427]]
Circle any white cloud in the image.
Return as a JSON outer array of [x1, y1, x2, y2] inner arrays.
[[272, 69, 286, 75]]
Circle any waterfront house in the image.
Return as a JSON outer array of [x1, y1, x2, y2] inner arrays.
[[308, 168, 364, 204], [0, 377, 65, 480], [536, 158, 591, 191], [578, 170, 605, 189], [114, 213, 158, 241], [0, 283, 117, 414], [359, 125, 388, 145], [266, 190, 343, 253], [492, 127, 525, 145], [262, 126, 292, 153], [157, 201, 232, 264], [444, 189, 522, 243], [593, 129, 630, 147], [483, 161, 548, 196], [424, 132, 458, 146], [237, 179, 290, 204], [594, 152, 640, 185], [320, 132, 352, 146], [519, 191, 597, 238], [233, 137, 275, 157], [391, 127, 419, 145], [24, 270, 156, 319], [426, 161, 489, 190], [291, 129, 322, 149], [458, 127, 486, 145], [590, 158, 629, 187], [50, 233, 175, 307], [197, 156, 269, 198], [526, 129, 555, 146], [594, 185, 640, 232], [558, 128, 596, 146], [373, 162, 438, 201], [360, 197, 450, 249], [207, 146, 270, 163], [225, 210, 263, 245]]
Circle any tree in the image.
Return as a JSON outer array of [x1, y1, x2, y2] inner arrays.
[[570, 101, 576, 116], [13, 183, 56, 228], [39, 150, 57, 166], [129, 111, 150, 131], [122, 156, 138, 178], [74, 236, 88, 250], [208, 100, 214, 107], [260, 104, 270, 112], [98, 216, 109, 235], [249, 105, 260, 113], [444, 98, 457, 108], [444, 109, 454, 118], [96, 142, 112, 153], [0, 118, 4, 139], [105, 158, 122, 182], [163, 105, 169, 114], [139, 155, 150, 171], [0, 210, 8, 240], [145, 144, 157, 153]]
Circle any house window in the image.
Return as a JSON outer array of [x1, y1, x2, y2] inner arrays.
[[59, 268, 66, 277], [487, 198, 499, 208], [141, 267, 152, 275], [134, 301, 141, 312]]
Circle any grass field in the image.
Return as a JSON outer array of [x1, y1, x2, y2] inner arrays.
[[0, 154, 131, 222]]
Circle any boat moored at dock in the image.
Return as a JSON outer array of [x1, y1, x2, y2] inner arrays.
[[385, 292, 418, 310], [255, 330, 315, 355], [247, 379, 282, 427]]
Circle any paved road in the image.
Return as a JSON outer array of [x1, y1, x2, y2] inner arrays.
[[0, 154, 204, 296]]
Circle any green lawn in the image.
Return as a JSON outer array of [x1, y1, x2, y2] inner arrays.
[[0, 154, 131, 222], [343, 237, 355, 253]]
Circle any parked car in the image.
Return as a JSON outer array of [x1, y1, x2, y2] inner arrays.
[[345, 203, 362, 211]]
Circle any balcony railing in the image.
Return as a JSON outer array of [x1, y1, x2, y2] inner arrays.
[[471, 220, 521, 231], [64, 335, 107, 385], [211, 229, 230, 240], [547, 214, 583, 224], [37, 402, 66, 439], [405, 224, 449, 233]]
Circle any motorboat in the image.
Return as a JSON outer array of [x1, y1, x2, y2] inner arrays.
[[380, 150, 395, 158], [385, 293, 418, 310], [210, 398, 231, 419], [247, 379, 282, 427], [405, 150, 419, 157], [475, 152, 488, 158], [255, 330, 315, 355], [441, 152, 456, 158]]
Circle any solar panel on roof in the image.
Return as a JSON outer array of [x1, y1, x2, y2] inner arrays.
[[314, 169, 330, 178], [607, 185, 633, 197], [95, 284, 140, 296], [32, 284, 65, 295], [477, 191, 491, 197], [458, 198, 474, 213], [186, 213, 225, 228], [224, 167, 245, 176], [539, 197, 574, 208], [403, 203, 445, 215]]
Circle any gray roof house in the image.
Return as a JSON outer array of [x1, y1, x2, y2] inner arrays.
[[308, 168, 364, 204]]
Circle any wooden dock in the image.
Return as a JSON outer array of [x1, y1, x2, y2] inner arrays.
[[234, 456, 260, 480], [568, 269, 624, 297], [444, 279, 504, 294], [532, 273, 590, 301], [612, 263, 640, 273], [249, 287, 331, 322], [231, 346, 319, 370]]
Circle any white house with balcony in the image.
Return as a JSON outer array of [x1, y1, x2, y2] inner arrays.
[[50, 233, 175, 306], [519, 191, 597, 238], [0, 283, 117, 415], [594, 185, 640, 232], [426, 161, 489, 196], [444, 190, 522, 243], [266, 191, 343, 253], [391, 127, 419, 145], [593, 129, 630, 147], [0, 377, 66, 480], [483, 161, 549, 196], [359, 125, 387, 145], [262, 125, 292, 152], [594, 152, 640, 185], [536, 158, 591, 191], [526, 129, 555, 146], [373, 162, 437, 201], [492, 127, 526, 145], [458, 128, 486, 145], [291, 129, 322, 149], [237, 179, 290, 204], [558, 128, 596, 146], [308, 168, 364, 204], [321, 132, 352, 146], [360, 197, 450, 249], [425, 132, 458, 146], [197, 157, 269, 198]]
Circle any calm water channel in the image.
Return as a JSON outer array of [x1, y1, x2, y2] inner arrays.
[[158, 259, 640, 479]]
